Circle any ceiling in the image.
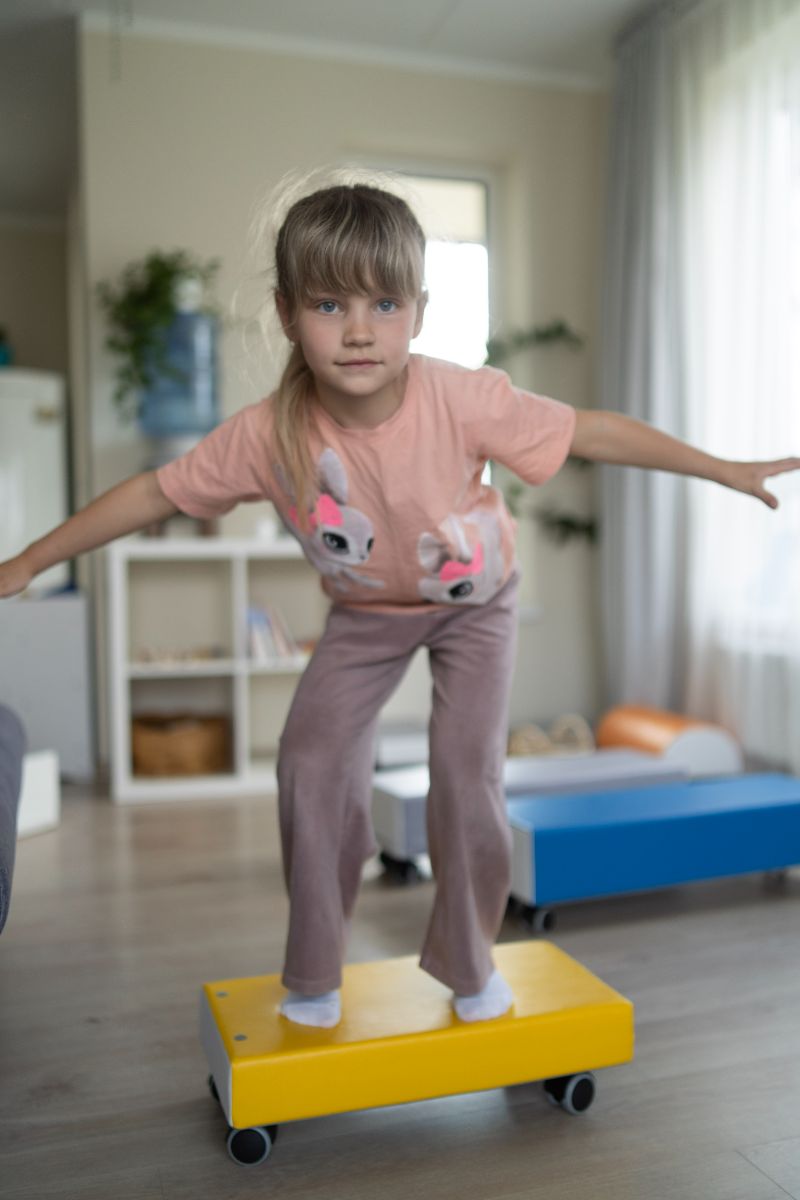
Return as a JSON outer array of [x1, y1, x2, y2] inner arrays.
[[0, 0, 654, 222]]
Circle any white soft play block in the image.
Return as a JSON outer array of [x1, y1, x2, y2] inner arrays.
[[374, 721, 428, 769], [17, 751, 61, 838], [372, 749, 688, 861]]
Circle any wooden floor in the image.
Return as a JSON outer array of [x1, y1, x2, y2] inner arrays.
[[2, 782, 800, 1199]]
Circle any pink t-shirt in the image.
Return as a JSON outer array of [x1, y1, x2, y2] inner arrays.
[[156, 354, 576, 612]]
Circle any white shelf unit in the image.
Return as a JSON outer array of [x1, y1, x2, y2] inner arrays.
[[107, 537, 328, 804]]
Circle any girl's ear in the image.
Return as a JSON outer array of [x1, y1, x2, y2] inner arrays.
[[418, 531, 447, 573], [412, 291, 428, 340], [275, 292, 295, 341]]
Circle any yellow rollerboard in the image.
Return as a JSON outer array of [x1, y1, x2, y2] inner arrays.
[[200, 939, 634, 1166]]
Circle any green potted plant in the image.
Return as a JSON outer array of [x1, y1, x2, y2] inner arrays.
[[97, 249, 221, 439]]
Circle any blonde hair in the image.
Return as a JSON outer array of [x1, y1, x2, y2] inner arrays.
[[250, 169, 426, 523]]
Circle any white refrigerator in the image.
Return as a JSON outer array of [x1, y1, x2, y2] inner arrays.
[[0, 367, 69, 592]]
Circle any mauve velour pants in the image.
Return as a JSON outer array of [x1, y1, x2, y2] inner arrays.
[[276, 571, 519, 995]]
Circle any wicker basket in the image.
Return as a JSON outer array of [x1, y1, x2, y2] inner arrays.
[[131, 713, 232, 777]]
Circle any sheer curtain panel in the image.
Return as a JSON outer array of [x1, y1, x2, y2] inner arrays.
[[601, 0, 800, 771]]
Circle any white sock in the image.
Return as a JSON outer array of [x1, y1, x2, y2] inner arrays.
[[279, 989, 341, 1028], [453, 969, 514, 1023]]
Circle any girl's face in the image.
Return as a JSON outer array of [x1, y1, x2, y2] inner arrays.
[[277, 288, 426, 425]]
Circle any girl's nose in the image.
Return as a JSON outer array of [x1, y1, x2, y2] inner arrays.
[[344, 307, 374, 343], [344, 326, 373, 345]]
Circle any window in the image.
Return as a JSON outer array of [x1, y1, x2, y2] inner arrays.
[[400, 174, 490, 370]]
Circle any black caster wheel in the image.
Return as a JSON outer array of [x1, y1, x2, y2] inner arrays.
[[379, 851, 421, 885], [519, 903, 556, 933], [226, 1123, 279, 1166], [543, 1072, 596, 1114]]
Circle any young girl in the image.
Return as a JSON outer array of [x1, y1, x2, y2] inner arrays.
[[1, 178, 798, 1029]]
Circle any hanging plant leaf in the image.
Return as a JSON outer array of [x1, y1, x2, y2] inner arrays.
[[535, 504, 599, 546], [485, 319, 584, 366]]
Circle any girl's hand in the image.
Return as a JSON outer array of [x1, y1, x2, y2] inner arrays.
[[0, 554, 34, 599], [725, 458, 800, 509]]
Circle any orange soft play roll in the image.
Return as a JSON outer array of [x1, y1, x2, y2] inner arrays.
[[596, 706, 704, 755], [595, 705, 744, 777]]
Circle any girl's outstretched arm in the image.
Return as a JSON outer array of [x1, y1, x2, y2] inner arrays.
[[0, 471, 179, 599], [571, 410, 800, 509]]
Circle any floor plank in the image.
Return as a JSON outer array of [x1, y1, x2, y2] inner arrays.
[[742, 1138, 800, 1199]]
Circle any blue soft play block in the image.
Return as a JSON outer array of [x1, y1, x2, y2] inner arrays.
[[507, 773, 800, 906]]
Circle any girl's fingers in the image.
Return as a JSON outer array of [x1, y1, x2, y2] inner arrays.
[[764, 457, 800, 477], [749, 457, 800, 506]]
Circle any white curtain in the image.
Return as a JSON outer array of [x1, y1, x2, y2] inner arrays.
[[601, 0, 800, 770], [599, 5, 689, 711], [680, 0, 800, 770]]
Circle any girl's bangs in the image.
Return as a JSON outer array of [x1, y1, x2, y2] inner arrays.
[[297, 224, 424, 302]]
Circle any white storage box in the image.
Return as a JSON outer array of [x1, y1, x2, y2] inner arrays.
[[17, 750, 60, 838]]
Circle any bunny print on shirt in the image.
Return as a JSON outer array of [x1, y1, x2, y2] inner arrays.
[[277, 447, 385, 592], [417, 510, 505, 605]]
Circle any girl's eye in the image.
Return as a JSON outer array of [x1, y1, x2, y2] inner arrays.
[[376, 299, 398, 313], [317, 300, 339, 314]]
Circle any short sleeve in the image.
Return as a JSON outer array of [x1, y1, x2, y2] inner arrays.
[[156, 403, 273, 519], [467, 366, 577, 486]]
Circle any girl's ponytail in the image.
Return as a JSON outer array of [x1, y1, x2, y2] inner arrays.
[[272, 342, 316, 525]]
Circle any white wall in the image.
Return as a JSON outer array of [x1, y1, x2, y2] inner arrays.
[[78, 26, 609, 755]]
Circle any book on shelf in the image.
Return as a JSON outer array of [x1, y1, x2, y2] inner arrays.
[[247, 604, 301, 662]]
